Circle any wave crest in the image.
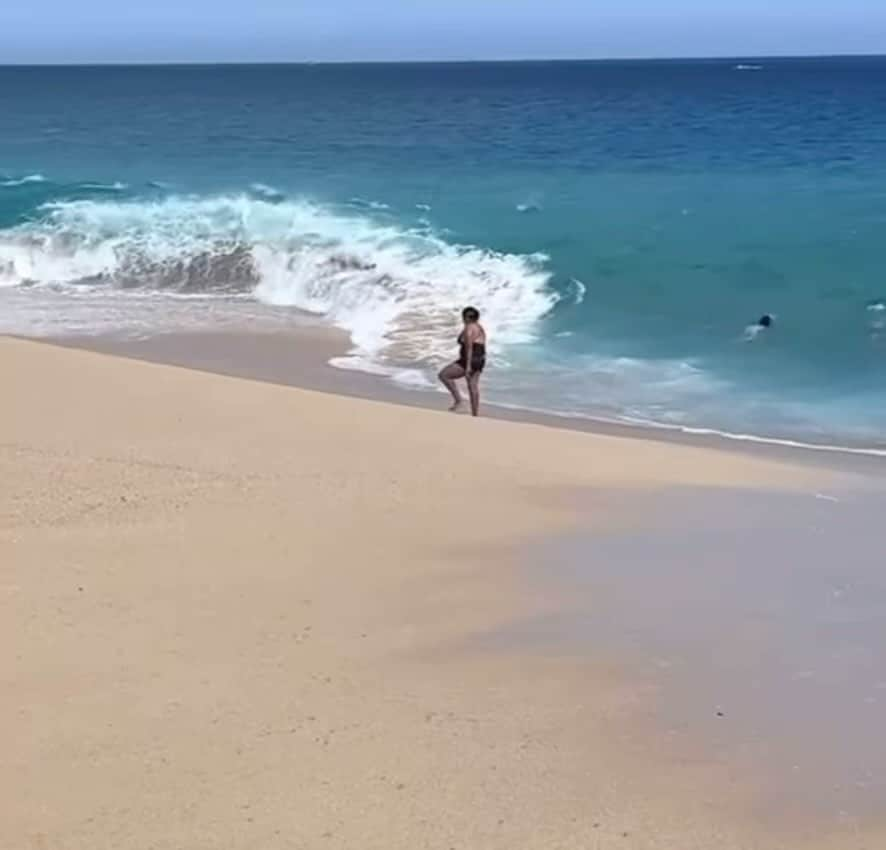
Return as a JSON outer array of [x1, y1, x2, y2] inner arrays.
[[0, 194, 557, 370], [0, 173, 46, 187]]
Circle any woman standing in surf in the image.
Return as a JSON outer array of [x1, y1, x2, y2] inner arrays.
[[438, 307, 486, 417]]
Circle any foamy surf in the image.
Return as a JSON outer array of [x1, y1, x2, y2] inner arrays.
[[79, 181, 129, 192], [348, 197, 392, 211], [486, 398, 886, 458], [570, 278, 587, 305], [1, 173, 46, 187], [249, 183, 286, 201], [0, 193, 558, 373]]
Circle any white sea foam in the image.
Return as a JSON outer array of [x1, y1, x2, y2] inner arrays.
[[348, 197, 391, 211], [744, 323, 766, 341], [0, 194, 558, 371], [1, 173, 46, 187], [571, 278, 587, 305], [671, 426, 886, 457], [488, 393, 886, 458], [80, 181, 129, 192], [249, 183, 285, 201]]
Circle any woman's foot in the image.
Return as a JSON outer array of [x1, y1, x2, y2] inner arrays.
[[448, 399, 464, 412]]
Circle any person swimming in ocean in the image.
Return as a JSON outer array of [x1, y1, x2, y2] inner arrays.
[[438, 306, 486, 416], [744, 313, 774, 341]]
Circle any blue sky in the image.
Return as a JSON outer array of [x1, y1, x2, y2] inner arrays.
[[2, 0, 884, 63]]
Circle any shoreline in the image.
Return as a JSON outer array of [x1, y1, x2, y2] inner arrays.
[[37, 328, 886, 477], [4, 335, 884, 848]]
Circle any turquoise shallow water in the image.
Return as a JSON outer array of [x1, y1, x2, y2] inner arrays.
[[2, 59, 886, 448]]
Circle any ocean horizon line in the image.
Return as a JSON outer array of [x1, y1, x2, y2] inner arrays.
[[2, 52, 886, 69]]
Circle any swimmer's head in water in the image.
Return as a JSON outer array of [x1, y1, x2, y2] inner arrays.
[[759, 314, 773, 328], [462, 306, 480, 323]]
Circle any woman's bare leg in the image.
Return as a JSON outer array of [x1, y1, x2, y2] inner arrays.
[[438, 362, 466, 411], [467, 373, 481, 417]]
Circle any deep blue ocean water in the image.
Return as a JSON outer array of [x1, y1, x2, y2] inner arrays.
[[3, 58, 886, 448]]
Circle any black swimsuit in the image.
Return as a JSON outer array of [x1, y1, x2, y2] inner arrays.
[[457, 332, 486, 373]]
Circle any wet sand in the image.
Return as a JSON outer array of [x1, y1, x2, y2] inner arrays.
[[3, 334, 884, 849], [501, 485, 886, 833], [46, 328, 886, 477]]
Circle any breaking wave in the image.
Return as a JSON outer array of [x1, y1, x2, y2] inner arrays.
[[0, 173, 47, 187], [0, 193, 558, 372]]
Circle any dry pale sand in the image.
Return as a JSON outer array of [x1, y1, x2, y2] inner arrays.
[[1, 336, 876, 849]]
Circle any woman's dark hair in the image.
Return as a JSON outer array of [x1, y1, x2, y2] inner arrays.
[[462, 306, 480, 322]]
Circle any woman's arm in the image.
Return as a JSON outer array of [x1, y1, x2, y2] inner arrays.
[[463, 327, 475, 376]]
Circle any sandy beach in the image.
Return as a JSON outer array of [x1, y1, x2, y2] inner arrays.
[[3, 334, 883, 849]]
